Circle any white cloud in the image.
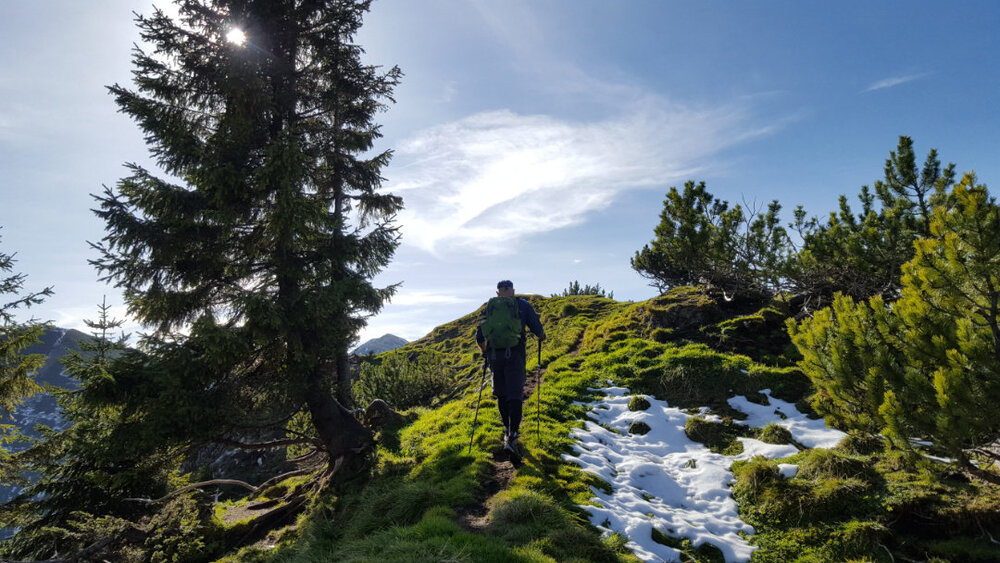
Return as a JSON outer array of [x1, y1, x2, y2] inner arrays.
[[50, 303, 142, 339], [389, 98, 772, 256], [386, 290, 477, 307], [864, 73, 928, 92]]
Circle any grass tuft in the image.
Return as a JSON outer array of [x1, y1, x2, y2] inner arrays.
[[755, 423, 794, 445], [627, 396, 650, 411], [628, 421, 651, 435]]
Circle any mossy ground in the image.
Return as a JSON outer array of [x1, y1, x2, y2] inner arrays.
[[205, 289, 1000, 563]]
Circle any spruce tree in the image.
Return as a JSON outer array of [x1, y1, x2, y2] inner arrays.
[[0, 302, 161, 559], [0, 233, 52, 416], [91, 0, 401, 470]]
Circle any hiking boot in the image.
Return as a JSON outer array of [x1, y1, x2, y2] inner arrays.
[[504, 430, 520, 454]]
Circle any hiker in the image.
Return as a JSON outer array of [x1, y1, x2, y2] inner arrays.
[[476, 279, 545, 455]]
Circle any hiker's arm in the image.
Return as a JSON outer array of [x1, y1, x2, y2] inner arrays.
[[475, 325, 486, 353], [525, 304, 545, 341]]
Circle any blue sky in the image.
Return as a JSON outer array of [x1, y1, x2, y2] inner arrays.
[[2, 1, 999, 344]]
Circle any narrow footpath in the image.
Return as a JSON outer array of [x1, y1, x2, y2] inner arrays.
[[456, 334, 583, 532]]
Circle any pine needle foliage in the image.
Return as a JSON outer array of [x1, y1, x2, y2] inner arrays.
[[630, 181, 789, 299], [352, 351, 456, 411], [0, 233, 52, 416], [554, 280, 614, 299], [789, 174, 1000, 467], [789, 136, 956, 303], [632, 137, 957, 308]]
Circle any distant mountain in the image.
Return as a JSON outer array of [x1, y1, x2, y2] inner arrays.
[[353, 334, 407, 356]]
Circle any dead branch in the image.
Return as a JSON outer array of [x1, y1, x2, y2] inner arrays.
[[124, 479, 257, 504], [0, 536, 114, 563], [251, 468, 317, 498], [978, 518, 1000, 545], [214, 436, 322, 450], [287, 447, 321, 464], [877, 542, 895, 562]]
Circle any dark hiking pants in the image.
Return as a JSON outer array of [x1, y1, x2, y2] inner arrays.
[[489, 346, 526, 434]]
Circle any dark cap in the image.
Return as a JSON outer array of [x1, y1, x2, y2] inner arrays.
[[497, 280, 513, 290]]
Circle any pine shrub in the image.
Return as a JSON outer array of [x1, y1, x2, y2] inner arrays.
[[353, 352, 455, 410]]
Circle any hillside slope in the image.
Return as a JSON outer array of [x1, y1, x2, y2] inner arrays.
[[23, 291, 994, 562], [207, 289, 1000, 562]]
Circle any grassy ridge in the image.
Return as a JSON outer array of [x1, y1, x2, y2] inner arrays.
[[215, 289, 1000, 563]]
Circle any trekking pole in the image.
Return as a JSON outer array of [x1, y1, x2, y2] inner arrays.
[[536, 337, 542, 449], [468, 356, 488, 454]]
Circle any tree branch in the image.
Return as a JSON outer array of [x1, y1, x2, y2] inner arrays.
[[0, 536, 115, 563], [124, 478, 257, 504], [214, 436, 322, 450]]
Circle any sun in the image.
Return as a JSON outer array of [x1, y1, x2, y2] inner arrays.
[[225, 28, 247, 46]]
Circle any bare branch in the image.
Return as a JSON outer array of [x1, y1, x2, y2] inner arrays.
[[124, 478, 257, 504], [214, 436, 322, 451]]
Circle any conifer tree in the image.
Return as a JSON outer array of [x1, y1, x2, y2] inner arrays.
[[876, 135, 956, 236], [555, 280, 613, 298], [0, 234, 52, 494], [0, 302, 160, 559], [786, 292, 905, 433], [789, 174, 1000, 468], [90, 0, 401, 471], [790, 137, 956, 303], [631, 181, 788, 298], [882, 173, 1000, 465]]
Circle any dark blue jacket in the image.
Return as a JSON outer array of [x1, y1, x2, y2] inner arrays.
[[476, 297, 545, 351]]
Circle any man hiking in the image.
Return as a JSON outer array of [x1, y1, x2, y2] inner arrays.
[[476, 279, 545, 457]]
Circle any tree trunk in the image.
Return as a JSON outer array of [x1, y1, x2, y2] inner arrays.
[[336, 353, 353, 408], [306, 368, 373, 464]]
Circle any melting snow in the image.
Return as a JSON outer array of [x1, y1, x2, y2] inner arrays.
[[727, 390, 847, 449], [564, 386, 847, 563]]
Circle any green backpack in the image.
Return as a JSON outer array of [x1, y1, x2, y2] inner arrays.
[[480, 296, 522, 349]]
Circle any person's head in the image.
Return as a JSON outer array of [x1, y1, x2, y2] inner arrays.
[[496, 279, 515, 297]]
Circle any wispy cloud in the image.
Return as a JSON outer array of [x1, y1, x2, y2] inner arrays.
[[388, 97, 774, 256], [387, 290, 477, 307], [864, 73, 929, 92]]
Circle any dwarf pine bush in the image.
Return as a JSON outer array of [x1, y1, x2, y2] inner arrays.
[[353, 352, 456, 410]]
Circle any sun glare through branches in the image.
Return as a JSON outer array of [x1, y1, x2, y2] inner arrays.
[[225, 27, 246, 46]]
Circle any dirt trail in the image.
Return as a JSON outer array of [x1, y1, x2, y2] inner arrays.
[[456, 334, 583, 532]]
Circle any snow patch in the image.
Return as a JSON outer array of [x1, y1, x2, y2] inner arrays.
[[727, 389, 847, 448], [566, 386, 846, 563], [778, 464, 799, 479]]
